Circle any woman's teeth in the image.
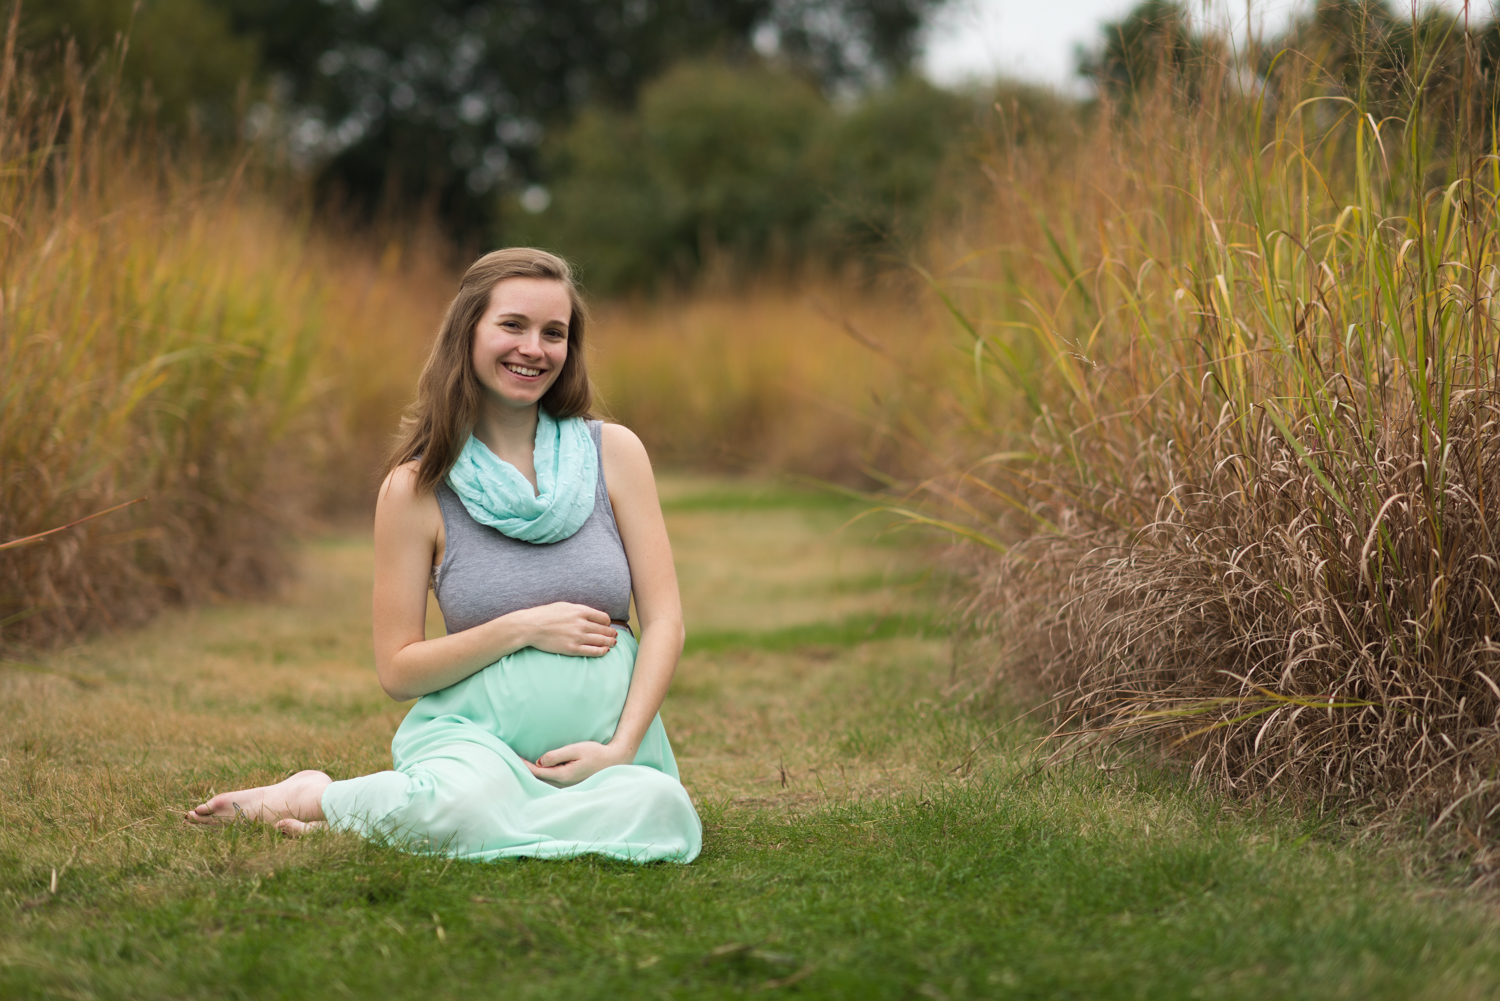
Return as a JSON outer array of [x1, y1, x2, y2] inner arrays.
[[504, 364, 542, 377]]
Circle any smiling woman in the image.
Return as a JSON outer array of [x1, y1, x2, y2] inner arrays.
[[185, 248, 702, 863]]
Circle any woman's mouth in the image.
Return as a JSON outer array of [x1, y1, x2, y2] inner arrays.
[[503, 363, 544, 378]]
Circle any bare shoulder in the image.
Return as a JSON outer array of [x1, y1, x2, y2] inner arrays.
[[599, 423, 658, 502], [375, 461, 442, 531], [599, 421, 648, 460], [598, 424, 674, 583], [380, 460, 422, 498], [600, 422, 653, 476]]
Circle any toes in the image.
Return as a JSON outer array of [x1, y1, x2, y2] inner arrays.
[[184, 793, 245, 823]]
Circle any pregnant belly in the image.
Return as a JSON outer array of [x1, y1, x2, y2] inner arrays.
[[396, 633, 638, 764]]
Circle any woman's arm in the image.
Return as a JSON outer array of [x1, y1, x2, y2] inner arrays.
[[527, 423, 684, 784], [373, 462, 619, 702]]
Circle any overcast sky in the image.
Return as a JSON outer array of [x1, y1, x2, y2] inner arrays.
[[920, 0, 1485, 93]]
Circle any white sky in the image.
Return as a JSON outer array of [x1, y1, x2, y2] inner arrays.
[[920, 0, 1486, 94]]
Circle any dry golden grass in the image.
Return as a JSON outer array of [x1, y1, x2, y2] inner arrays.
[[0, 73, 323, 643], [0, 20, 455, 649], [302, 229, 455, 514], [911, 31, 1500, 866], [670, 635, 957, 809], [591, 287, 947, 482]]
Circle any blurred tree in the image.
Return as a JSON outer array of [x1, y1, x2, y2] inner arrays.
[[770, 0, 942, 86], [1080, 0, 1492, 127], [815, 75, 974, 249], [207, 0, 947, 240], [17, 0, 257, 132], [1076, 0, 1204, 102], [1269, 1, 1397, 100], [511, 61, 977, 293], [512, 62, 828, 290], [1259, 1, 1490, 146], [639, 62, 828, 263], [1075, 0, 1500, 193], [1269, 1, 1468, 112]]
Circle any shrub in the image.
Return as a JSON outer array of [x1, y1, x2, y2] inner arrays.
[[815, 75, 977, 250], [513, 60, 982, 292]]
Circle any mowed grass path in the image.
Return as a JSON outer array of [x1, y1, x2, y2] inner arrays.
[[4, 479, 1500, 999]]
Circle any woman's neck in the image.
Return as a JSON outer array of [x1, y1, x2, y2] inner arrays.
[[472, 402, 541, 490]]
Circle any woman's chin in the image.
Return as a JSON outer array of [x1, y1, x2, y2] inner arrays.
[[483, 385, 552, 410]]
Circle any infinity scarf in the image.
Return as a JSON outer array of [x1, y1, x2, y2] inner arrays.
[[445, 410, 597, 544]]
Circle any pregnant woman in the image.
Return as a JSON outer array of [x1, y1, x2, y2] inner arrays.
[[186, 248, 702, 863]]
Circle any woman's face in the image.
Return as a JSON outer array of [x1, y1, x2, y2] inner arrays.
[[470, 277, 572, 411]]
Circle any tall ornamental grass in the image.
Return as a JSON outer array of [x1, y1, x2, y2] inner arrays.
[[0, 37, 320, 646], [0, 26, 456, 650], [927, 17, 1500, 864]]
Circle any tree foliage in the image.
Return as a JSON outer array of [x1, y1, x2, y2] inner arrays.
[[1076, 0, 1203, 101], [508, 62, 995, 292], [17, 0, 257, 131], [210, 0, 946, 238], [31, 0, 948, 237], [1078, 0, 1500, 121]]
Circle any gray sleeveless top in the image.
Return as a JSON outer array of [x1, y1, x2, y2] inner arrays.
[[432, 420, 632, 633]]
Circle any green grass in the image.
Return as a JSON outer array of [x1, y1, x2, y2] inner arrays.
[[7, 765, 1500, 1000], [658, 481, 866, 514], [4, 485, 1500, 999], [683, 611, 940, 655]]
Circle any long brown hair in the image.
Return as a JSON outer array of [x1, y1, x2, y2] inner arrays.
[[387, 247, 594, 494]]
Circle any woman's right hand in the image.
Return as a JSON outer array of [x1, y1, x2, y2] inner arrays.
[[513, 602, 618, 657]]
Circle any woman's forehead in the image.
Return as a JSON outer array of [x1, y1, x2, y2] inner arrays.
[[487, 277, 570, 320]]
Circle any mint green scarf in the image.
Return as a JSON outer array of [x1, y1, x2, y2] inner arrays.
[[445, 410, 597, 544]]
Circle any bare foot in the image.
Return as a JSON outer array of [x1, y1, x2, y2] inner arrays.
[[274, 818, 328, 837], [185, 769, 332, 830]]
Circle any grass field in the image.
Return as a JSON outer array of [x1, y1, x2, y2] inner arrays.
[[4, 481, 1500, 999]]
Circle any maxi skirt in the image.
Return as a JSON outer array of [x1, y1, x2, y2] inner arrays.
[[321, 632, 702, 863]]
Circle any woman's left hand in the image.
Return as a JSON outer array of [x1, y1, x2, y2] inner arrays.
[[525, 742, 632, 787]]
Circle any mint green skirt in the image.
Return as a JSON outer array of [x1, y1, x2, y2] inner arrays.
[[322, 632, 701, 862]]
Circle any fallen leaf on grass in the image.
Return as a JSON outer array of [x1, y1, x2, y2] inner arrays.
[[706, 942, 750, 960], [704, 942, 801, 971], [758, 965, 815, 991]]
